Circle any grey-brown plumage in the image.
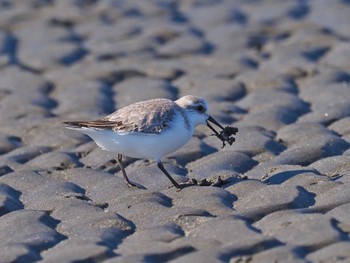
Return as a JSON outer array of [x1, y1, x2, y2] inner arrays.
[[63, 98, 186, 134]]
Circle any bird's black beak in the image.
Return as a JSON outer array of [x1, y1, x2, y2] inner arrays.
[[206, 115, 224, 135]]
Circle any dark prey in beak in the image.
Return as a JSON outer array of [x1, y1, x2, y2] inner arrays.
[[207, 116, 238, 148]]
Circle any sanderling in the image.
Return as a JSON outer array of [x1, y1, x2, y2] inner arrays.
[[63, 95, 237, 189]]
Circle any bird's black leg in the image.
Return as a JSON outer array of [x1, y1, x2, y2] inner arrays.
[[117, 154, 138, 188], [157, 161, 181, 189]]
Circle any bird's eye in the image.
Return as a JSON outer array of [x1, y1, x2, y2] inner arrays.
[[197, 105, 204, 112]]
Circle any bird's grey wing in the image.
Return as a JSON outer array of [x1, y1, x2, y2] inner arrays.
[[105, 98, 178, 133], [63, 99, 179, 133]]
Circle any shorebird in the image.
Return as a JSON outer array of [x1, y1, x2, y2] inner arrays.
[[63, 95, 237, 188]]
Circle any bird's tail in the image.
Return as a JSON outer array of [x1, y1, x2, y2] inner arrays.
[[63, 120, 117, 131], [62, 121, 90, 130]]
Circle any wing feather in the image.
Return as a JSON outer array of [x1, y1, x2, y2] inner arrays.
[[63, 98, 181, 134]]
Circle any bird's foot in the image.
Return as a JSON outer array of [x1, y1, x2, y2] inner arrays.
[[186, 177, 225, 187], [169, 176, 228, 191], [125, 181, 147, 190]]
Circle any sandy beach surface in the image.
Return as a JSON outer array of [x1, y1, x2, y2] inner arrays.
[[0, 0, 350, 262]]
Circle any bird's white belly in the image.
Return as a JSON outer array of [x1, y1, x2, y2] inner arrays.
[[81, 116, 193, 161]]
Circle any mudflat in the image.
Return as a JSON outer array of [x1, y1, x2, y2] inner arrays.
[[0, 0, 349, 262]]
